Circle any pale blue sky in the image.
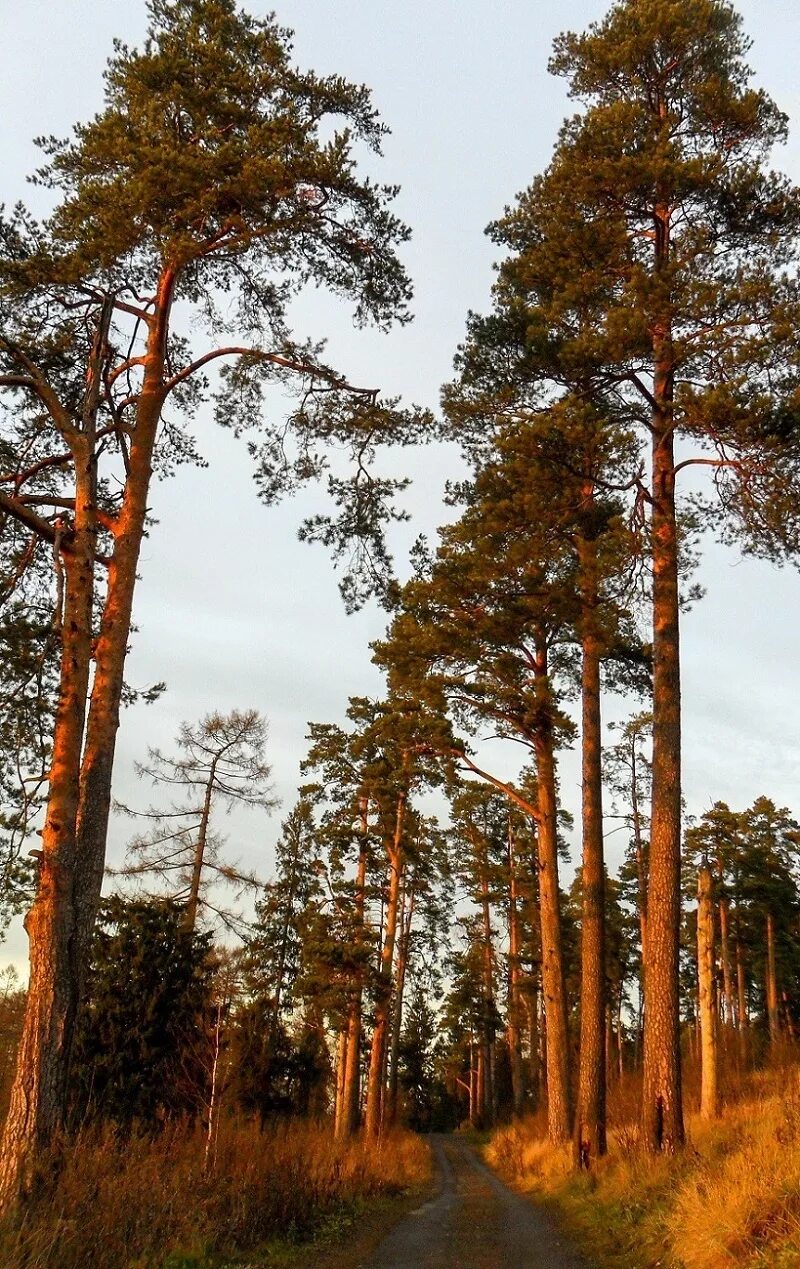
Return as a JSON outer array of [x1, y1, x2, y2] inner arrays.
[[3, 0, 800, 964]]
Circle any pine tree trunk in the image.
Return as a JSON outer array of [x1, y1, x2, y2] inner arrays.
[[339, 818, 369, 1139], [334, 1029, 348, 1134], [617, 990, 625, 1081], [469, 1038, 477, 1126], [0, 452, 96, 1208], [0, 299, 116, 1209], [717, 884, 734, 1032], [185, 760, 217, 932], [766, 911, 780, 1050], [697, 866, 719, 1120], [507, 831, 525, 1117], [365, 790, 406, 1137], [735, 914, 750, 1066], [0, 277, 179, 1209], [524, 986, 540, 1108], [642, 324, 684, 1153], [575, 586, 606, 1168], [480, 864, 495, 1128], [387, 881, 414, 1127], [534, 638, 572, 1144], [72, 272, 174, 989]]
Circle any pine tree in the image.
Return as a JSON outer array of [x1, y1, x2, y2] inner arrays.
[[0, 0, 414, 1201], [466, 0, 800, 1152], [115, 709, 274, 935]]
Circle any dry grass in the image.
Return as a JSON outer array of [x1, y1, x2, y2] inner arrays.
[[0, 1118, 431, 1268], [487, 1063, 800, 1267]]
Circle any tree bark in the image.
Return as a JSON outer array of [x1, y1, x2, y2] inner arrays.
[[575, 552, 606, 1168], [507, 827, 525, 1117], [386, 878, 414, 1127], [339, 810, 369, 1140], [766, 911, 780, 1050], [72, 281, 173, 986], [0, 298, 114, 1208], [533, 637, 572, 1145], [185, 757, 218, 932], [641, 185, 684, 1148], [364, 788, 406, 1137], [334, 1029, 348, 1135], [735, 905, 750, 1067], [479, 860, 496, 1128], [0, 454, 95, 1207], [697, 866, 719, 1120]]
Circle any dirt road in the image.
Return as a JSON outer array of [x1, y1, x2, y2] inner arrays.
[[367, 1135, 591, 1268]]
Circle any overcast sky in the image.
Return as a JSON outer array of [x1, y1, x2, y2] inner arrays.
[[3, 0, 800, 969]]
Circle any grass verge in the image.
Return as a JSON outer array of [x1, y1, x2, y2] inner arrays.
[[0, 1119, 431, 1268], [487, 1069, 800, 1268]]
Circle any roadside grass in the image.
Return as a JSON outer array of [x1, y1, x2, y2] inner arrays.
[[0, 1118, 431, 1268], [487, 1060, 800, 1267]]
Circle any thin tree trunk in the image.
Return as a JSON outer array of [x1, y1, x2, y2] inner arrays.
[[507, 827, 525, 1117], [575, 573, 606, 1168], [387, 880, 414, 1127], [339, 806, 369, 1140], [365, 788, 406, 1137], [334, 1029, 348, 1134], [735, 912, 749, 1066], [697, 866, 719, 1120], [766, 911, 780, 1050], [480, 861, 495, 1128], [524, 985, 540, 1108], [718, 894, 734, 1032], [469, 1037, 477, 1126], [533, 637, 571, 1145], [185, 759, 217, 932]]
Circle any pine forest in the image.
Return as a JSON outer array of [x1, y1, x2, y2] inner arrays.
[[3, 1, 800, 1265]]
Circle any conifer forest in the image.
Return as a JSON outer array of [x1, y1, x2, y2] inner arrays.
[[5, 1, 800, 1265]]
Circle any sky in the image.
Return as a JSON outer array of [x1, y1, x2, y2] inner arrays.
[[3, 0, 800, 968]]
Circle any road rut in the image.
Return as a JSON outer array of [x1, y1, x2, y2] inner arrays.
[[367, 1134, 591, 1268]]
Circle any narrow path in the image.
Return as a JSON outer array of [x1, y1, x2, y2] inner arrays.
[[367, 1134, 591, 1268]]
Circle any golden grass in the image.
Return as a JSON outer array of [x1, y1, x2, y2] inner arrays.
[[487, 1066, 800, 1268], [0, 1118, 431, 1268]]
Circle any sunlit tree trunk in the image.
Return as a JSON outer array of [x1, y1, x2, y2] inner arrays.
[[468, 1035, 477, 1125], [697, 866, 719, 1120], [339, 809, 369, 1139], [766, 911, 780, 1050], [642, 180, 684, 1152], [334, 1029, 348, 1134], [507, 829, 525, 1117], [734, 900, 750, 1066], [72, 299, 172, 984], [365, 789, 406, 1136], [387, 878, 414, 1126], [533, 636, 571, 1144], [524, 984, 540, 1108], [717, 888, 735, 1032], [0, 301, 113, 1208], [480, 861, 495, 1127], [575, 554, 606, 1167]]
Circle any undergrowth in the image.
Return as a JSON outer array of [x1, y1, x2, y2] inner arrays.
[[0, 1118, 430, 1268]]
